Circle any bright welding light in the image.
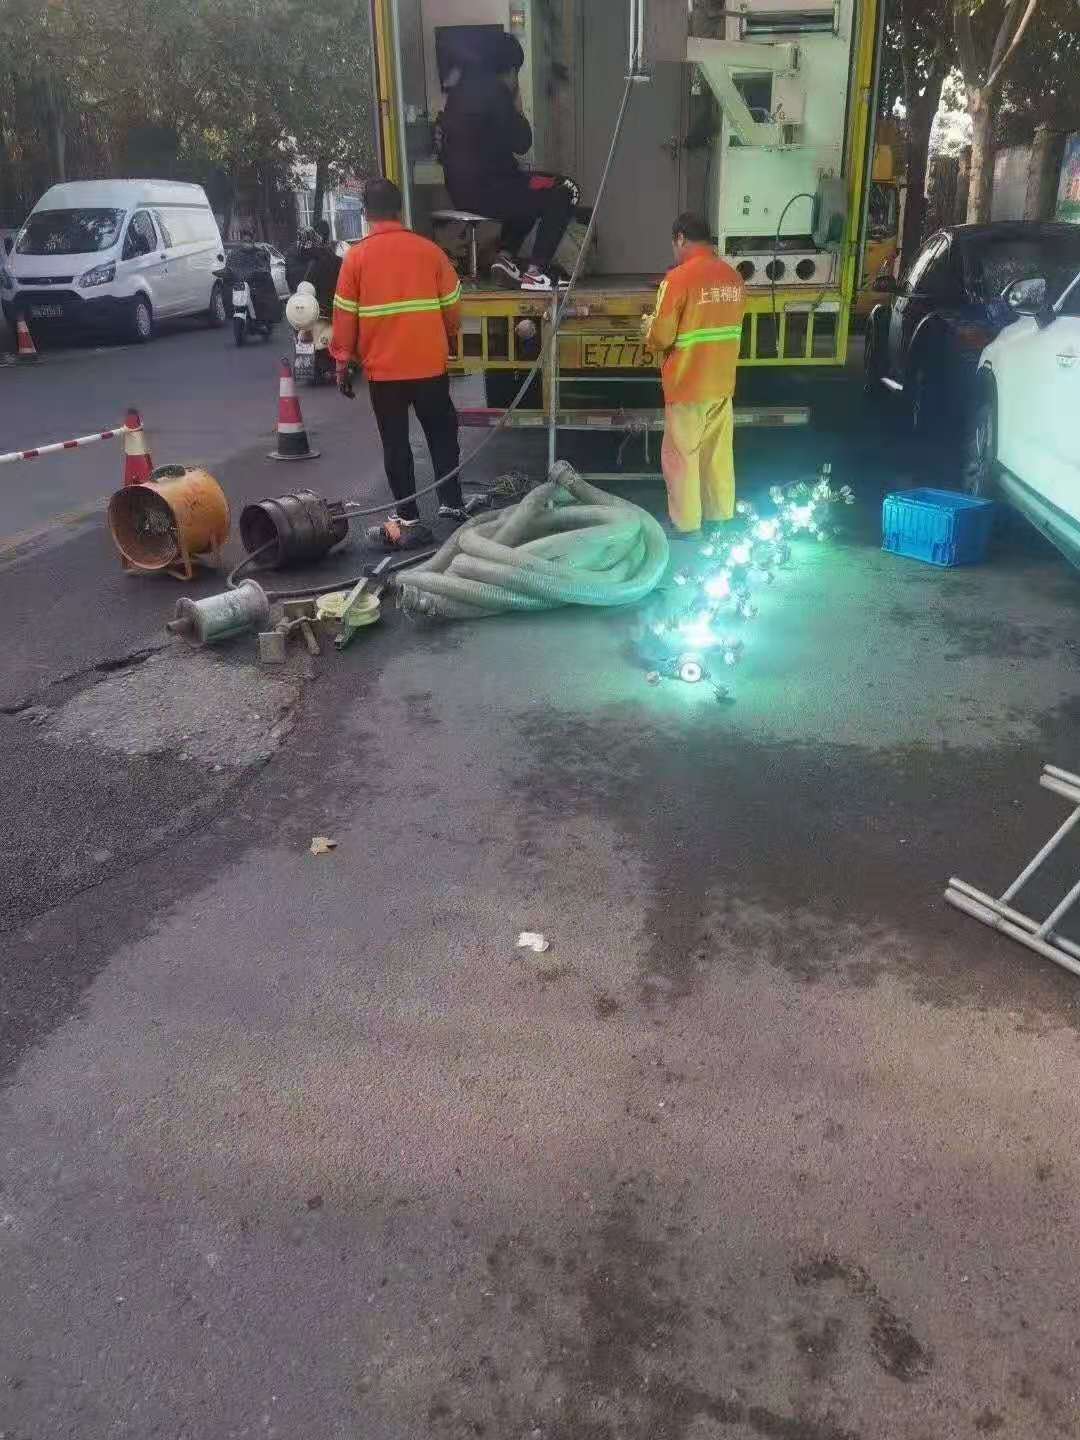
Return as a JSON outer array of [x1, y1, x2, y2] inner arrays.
[[729, 542, 752, 566], [677, 654, 704, 684], [700, 544, 715, 558], [679, 613, 716, 649], [787, 503, 815, 531], [673, 571, 689, 587], [753, 519, 779, 542], [704, 572, 731, 600]]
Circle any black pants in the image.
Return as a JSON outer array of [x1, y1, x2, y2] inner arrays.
[[458, 177, 574, 269], [368, 374, 463, 522]]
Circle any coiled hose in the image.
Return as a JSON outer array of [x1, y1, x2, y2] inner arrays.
[[397, 462, 669, 621]]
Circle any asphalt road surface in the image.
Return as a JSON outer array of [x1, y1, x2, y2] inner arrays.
[[3, 324, 1080, 1440]]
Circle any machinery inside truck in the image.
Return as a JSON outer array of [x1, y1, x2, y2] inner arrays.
[[370, 0, 880, 433]]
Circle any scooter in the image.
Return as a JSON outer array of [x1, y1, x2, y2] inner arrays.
[[285, 281, 335, 384], [230, 278, 276, 346]]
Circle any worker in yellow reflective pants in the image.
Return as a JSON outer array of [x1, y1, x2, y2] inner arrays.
[[659, 397, 735, 534], [643, 212, 746, 534]]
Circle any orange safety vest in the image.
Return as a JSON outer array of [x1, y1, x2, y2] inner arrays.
[[330, 221, 462, 382], [643, 245, 745, 405]]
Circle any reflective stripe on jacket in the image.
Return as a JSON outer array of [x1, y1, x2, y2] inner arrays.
[[643, 245, 745, 405], [330, 221, 462, 382]]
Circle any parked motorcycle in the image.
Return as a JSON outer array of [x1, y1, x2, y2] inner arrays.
[[286, 281, 335, 384]]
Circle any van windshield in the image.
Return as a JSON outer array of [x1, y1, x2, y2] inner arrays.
[[16, 208, 125, 256]]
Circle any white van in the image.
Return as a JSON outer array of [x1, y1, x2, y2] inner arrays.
[[1, 179, 227, 342]]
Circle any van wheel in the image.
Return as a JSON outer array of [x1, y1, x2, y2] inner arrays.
[[130, 296, 154, 343], [208, 283, 227, 328]]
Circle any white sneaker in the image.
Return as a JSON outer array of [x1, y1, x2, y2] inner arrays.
[[520, 267, 553, 291], [490, 252, 521, 284]]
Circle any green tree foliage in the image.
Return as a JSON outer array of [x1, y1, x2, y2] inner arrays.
[[953, 0, 1043, 221], [878, 0, 955, 264], [0, 0, 378, 231], [993, 0, 1080, 145]]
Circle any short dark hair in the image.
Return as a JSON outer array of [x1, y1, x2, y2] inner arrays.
[[672, 212, 711, 244], [314, 219, 331, 243], [363, 178, 403, 222]]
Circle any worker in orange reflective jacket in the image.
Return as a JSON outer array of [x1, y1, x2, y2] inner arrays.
[[331, 178, 483, 549], [642, 213, 746, 534]]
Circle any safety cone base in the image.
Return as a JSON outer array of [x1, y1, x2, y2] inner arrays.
[[268, 446, 321, 461]]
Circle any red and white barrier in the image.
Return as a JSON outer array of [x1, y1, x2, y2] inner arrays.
[[0, 411, 153, 481]]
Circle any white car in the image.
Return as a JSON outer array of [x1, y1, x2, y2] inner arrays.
[[970, 269, 1080, 566]]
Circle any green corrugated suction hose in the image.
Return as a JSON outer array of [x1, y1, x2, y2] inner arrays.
[[397, 463, 669, 621]]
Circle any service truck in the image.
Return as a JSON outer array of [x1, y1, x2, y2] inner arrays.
[[368, 0, 883, 454]]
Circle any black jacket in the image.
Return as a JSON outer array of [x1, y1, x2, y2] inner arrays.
[[441, 68, 532, 206], [304, 246, 342, 314]]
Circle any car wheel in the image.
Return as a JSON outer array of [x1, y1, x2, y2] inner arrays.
[[208, 283, 227, 328], [130, 296, 153, 343], [965, 377, 999, 497]]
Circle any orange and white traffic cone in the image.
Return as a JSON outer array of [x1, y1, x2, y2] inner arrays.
[[268, 358, 320, 461], [121, 408, 155, 487], [15, 316, 38, 363]]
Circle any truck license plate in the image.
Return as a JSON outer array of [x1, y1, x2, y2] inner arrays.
[[579, 335, 655, 368], [31, 304, 62, 319]]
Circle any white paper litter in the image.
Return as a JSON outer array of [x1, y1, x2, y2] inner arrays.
[[516, 931, 550, 954]]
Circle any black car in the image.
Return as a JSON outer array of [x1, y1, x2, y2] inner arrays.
[[865, 222, 1080, 437]]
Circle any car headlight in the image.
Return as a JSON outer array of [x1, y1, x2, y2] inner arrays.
[[0, 266, 13, 292], [78, 261, 116, 288]]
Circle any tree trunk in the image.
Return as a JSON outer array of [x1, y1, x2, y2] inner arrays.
[[899, 66, 945, 268], [43, 76, 66, 183], [966, 88, 994, 222], [256, 169, 272, 241], [312, 157, 328, 229]]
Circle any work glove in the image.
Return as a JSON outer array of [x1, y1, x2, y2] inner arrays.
[[337, 364, 355, 399]]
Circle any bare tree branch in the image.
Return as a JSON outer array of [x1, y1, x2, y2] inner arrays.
[[988, 0, 1021, 74], [986, 0, 1041, 94], [953, 2, 981, 85]]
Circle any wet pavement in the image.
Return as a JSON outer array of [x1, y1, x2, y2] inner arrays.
[[2, 328, 1080, 1440]]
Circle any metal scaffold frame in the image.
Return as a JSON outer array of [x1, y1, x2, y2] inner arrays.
[[946, 765, 1080, 981]]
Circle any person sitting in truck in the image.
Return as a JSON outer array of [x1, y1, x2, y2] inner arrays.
[[439, 31, 578, 292], [642, 213, 746, 535]]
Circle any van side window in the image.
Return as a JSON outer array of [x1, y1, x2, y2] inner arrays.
[[123, 211, 157, 260]]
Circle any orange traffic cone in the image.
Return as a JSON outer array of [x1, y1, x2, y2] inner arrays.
[[15, 316, 38, 363], [268, 358, 320, 461], [121, 409, 155, 487]]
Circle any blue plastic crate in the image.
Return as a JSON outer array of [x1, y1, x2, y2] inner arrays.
[[882, 487, 995, 568]]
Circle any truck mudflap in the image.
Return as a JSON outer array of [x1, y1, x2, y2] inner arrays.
[[457, 406, 810, 429]]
